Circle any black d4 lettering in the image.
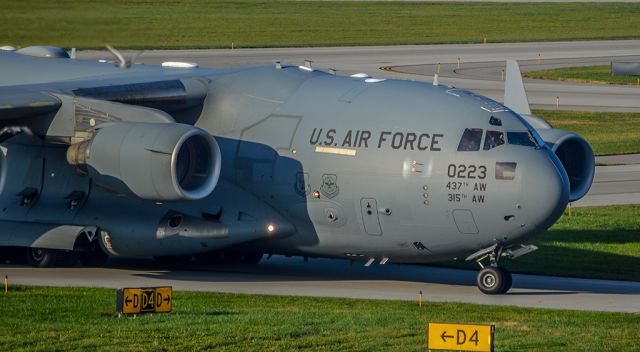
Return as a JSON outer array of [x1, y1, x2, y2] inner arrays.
[[470, 330, 479, 346], [456, 329, 466, 344]]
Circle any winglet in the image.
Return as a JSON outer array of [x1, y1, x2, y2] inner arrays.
[[503, 59, 531, 115]]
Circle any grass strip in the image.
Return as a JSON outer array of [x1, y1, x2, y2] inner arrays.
[[0, 286, 638, 351], [2, 1, 640, 49], [524, 65, 639, 85], [532, 110, 640, 156]]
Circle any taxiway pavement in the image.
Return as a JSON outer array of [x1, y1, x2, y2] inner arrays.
[[578, 155, 640, 207], [3, 256, 639, 313]]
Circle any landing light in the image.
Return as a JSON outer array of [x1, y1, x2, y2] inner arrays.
[[267, 224, 276, 233]]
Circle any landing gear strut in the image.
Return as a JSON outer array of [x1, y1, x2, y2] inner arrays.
[[466, 244, 513, 295]]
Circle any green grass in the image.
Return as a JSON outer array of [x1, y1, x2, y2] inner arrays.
[[524, 65, 639, 85], [0, 286, 638, 351], [1, 1, 640, 49], [532, 109, 640, 155], [439, 205, 640, 281]]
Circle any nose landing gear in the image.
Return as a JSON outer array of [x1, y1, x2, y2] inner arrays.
[[466, 243, 515, 295]]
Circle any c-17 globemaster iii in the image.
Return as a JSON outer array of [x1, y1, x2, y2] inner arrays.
[[0, 46, 594, 294]]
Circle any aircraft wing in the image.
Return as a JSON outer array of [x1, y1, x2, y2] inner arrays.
[[0, 89, 61, 120]]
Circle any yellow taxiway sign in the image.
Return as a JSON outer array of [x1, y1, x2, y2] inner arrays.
[[116, 287, 172, 316], [428, 322, 494, 352]]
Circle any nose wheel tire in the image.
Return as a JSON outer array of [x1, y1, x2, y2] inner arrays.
[[477, 267, 512, 295], [499, 267, 513, 294]]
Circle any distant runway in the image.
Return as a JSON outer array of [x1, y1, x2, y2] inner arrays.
[[578, 154, 640, 207], [3, 256, 639, 313], [81, 40, 640, 112]]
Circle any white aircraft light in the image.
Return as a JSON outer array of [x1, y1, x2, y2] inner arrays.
[[161, 61, 199, 69]]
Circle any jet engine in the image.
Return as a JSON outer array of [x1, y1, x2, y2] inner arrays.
[[67, 122, 221, 201], [537, 128, 595, 202]]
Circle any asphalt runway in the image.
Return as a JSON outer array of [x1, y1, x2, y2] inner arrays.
[[26, 41, 631, 311], [3, 256, 639, 313]]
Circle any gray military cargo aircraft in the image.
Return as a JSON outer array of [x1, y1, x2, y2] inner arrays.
[[0, 46, 594, 294]]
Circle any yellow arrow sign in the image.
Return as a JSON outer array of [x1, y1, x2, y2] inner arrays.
[[428, 322, 494, 352], [117, 287, 172, 315], [155, 287, 173, 313], [121, 288, 141, 315]]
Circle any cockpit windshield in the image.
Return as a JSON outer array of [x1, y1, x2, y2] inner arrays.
[[483, 130, 505, 150], [458, 128, 537, 152], [457, 128, 483, 151], [507, 132, 537, 147]]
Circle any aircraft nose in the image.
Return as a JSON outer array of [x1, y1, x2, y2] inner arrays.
[[523, 148, 570, 234]]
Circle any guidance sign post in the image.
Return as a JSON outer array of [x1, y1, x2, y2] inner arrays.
[[116, 286, 172, 316], [427, 322, 494, 352]]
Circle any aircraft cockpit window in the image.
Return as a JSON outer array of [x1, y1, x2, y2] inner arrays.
[[483, 130, 505, 150], [507, 132, 537, 147], [457, 128, 483, 151]]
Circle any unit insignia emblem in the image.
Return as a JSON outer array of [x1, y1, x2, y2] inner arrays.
[[320, 174, 339, 198]]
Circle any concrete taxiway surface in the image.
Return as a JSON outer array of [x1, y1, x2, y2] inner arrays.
[[3, 256, 639, 313], [578, 154, 640, 207]]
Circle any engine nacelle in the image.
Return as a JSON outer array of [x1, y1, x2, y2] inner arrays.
[[67, 122, 221, 201], [537, 128, 595, 202]]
